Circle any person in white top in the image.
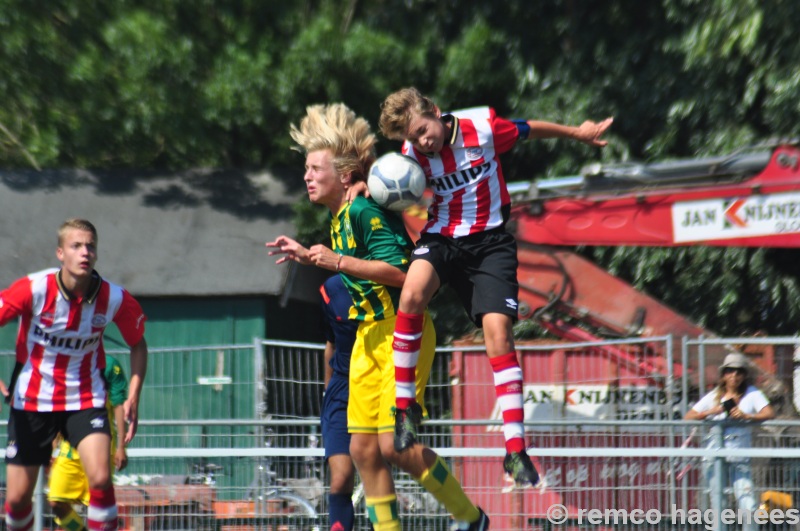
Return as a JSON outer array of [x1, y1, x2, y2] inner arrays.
[[684, 353, 775, 531]]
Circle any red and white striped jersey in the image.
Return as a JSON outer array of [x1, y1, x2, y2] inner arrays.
[[0, 268, 146, 412], [401, 106, 520, 238]]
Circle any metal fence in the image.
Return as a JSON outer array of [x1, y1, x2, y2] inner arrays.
[[0, 335, 798, 530], [7, 419, 797, 531]]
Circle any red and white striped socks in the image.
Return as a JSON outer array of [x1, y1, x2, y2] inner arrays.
[[4, 503, 33, 531], [87, 488, 118, 531], [489, 352, 526, 454], [393, 311, 424, 409]]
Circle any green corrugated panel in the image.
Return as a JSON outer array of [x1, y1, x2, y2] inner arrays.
[[103, 296, 264, 418], [0, 326, 16, 350], [105, 297, 266, 498], [130, 297, 265, 347]]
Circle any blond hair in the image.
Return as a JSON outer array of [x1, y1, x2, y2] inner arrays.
[[58, 218, 98, 247], [379, 87, 438, 141], [289, 103, 376, 183]]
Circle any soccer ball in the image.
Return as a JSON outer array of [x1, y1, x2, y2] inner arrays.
[[367, 153, 426, 212]]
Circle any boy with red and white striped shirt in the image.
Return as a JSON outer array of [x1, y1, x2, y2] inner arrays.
[[0, 218, 148, 531], [379, 87, 612, 488]]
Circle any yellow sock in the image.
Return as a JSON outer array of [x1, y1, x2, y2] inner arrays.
[[54, 506, 86, 531], [417, 456, 479, 523], [366, 494, 401, 531]]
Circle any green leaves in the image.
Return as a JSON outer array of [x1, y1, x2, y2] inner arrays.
[[583, 246, 800, 336], [1, 0, 798, 169]]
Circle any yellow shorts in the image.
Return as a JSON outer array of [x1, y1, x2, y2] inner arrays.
[[47, 446, 90, 505], [48, 438, 116, 505], [347, 311, 435, 434]]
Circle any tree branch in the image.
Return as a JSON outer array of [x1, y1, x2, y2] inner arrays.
[[0, 120, 41, 171]]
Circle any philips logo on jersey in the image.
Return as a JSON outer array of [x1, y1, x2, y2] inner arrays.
[[430, 162, 492, 193], [33, 326, 101, 351]]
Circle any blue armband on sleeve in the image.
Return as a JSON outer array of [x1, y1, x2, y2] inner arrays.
[[512, 119, 531, 140]]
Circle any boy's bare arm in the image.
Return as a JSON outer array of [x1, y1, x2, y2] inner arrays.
[[308, 244, 406, 287], [527, 118, 613, 147], [124, 337, 148, 444]]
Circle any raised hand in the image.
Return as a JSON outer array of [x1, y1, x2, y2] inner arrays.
[[266, 235, 311, 265], [574, 118, 614, 147]]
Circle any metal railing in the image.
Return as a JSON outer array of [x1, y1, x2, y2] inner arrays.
[[0, 334, 798, 530]]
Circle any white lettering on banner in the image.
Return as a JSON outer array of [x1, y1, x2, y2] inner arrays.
[[487, 384, 680, 432], [547, 505, 800, 528], [672, 192, 800, 243], [542, 463, 663, 489]]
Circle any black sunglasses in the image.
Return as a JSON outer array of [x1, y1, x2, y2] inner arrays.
[[722, 367, 745, 375]]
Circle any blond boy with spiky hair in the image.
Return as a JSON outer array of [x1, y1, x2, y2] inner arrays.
[[267, 103, 489, 531]]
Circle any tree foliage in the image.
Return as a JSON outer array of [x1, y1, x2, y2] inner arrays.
[[2, 0, 800, 337]]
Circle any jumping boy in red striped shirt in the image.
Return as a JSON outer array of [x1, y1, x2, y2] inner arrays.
[[379, 87, 612, 487]]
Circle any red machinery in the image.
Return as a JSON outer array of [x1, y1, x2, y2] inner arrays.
[[509, 142, 800, 379], [404, 142, 800, 529], [510, 141, 800, 342]]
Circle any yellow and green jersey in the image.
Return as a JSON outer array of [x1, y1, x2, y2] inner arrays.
[[330, 196, 413, 322]]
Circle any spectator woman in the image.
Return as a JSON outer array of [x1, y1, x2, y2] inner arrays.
[[684, 353, 775, 531]]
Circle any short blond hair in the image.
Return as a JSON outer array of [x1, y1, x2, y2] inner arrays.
[[289, 103, 376, 183], [379, 87, 438, 141], [58, 218, 98, 247]]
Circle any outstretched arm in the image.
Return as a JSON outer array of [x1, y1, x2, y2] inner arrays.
[[266, 235, 313, 265], [527, 118, 613, 147]]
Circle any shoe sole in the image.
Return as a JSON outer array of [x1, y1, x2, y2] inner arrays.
[[502, 473, 541, 493]]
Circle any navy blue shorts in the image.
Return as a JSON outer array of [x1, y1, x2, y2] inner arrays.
[[321, 373, 350, 459]]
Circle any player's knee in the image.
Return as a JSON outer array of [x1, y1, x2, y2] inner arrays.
[[399, 288, 428, 314], [85, 470, 113, 490], [4, 494, 32, 512], [329, 472, 355, 495], [379, 437, 405, 466], [482, 317, 515, 355], [349, 436, 379, 468], [328, 456, 356, 494]]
